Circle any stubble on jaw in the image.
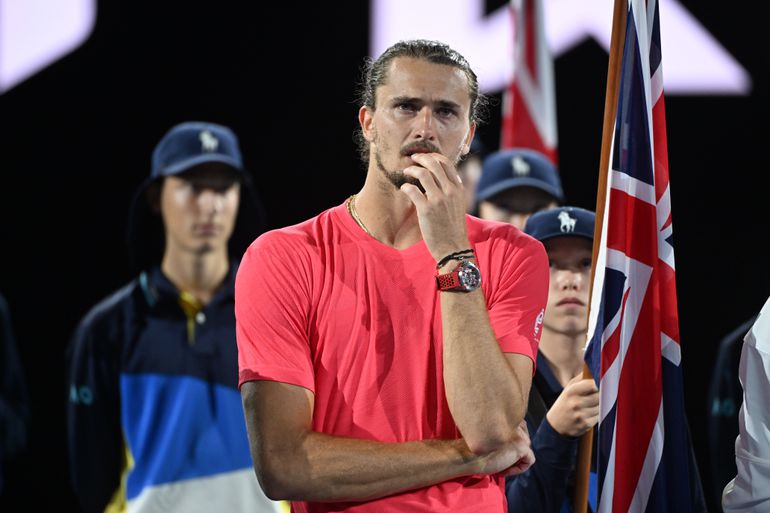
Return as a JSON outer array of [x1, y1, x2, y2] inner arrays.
[[374, 147, 423, 192], [371, 134, 465, 193]]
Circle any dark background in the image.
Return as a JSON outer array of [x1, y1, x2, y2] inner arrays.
[[0, 1, 767, 512]]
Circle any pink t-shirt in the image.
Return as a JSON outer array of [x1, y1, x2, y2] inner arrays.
[[235, 202, 548, 513]]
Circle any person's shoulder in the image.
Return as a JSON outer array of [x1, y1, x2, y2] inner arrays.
[[68, 280, 144, 362], [75, 279, 142, 336], [745, 295, 770, 355], [244, 204, 342, 257]]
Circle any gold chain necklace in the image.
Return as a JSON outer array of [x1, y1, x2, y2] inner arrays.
[[346, 194, 374, 237]]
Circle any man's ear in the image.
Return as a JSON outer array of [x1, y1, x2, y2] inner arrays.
[[461, 122, 477, 156], [359, 106, 375, 142]]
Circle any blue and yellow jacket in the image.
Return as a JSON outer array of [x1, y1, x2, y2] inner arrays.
[[66, 265, 282, 513]]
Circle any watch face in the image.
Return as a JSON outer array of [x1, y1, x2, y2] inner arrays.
[[457, 261, 481, 290]]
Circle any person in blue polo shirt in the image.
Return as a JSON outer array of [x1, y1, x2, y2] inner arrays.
[[474, 148, 564, 230], [506, 206, 600, 513], [66, 122, 282, 513]]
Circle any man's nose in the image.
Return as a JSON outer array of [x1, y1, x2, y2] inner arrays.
[[414, 107, 436, 140]]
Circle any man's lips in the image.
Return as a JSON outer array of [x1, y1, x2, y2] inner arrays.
[[405, 148, 433, 155], [402, 144, 439, 156]]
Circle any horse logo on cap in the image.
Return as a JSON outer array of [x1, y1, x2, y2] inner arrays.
[[511, 155, 530, 177], [199, 130, 219, 152], [558, 211, 577, 233]]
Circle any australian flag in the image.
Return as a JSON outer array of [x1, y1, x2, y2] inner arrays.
[[583, 0, 706, 511]]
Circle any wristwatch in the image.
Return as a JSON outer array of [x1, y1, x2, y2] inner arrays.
[[436, 260, 482, 292]]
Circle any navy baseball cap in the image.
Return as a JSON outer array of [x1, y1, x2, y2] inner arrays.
[[475, 148, 564, 203], [127, 121, 264, 273], [151, 121, 244, 179], [524, 206, 596, 243]]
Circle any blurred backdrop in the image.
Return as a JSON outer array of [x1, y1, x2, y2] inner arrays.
[[0, 1, 767, 511]]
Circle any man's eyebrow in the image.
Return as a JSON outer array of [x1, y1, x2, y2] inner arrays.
[[389, 96, 461, 110], [390, 96, 420, 105], [435, 100, 461, 110]]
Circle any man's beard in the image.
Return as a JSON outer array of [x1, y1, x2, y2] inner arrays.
[[374, 149, 423, 192], [373, 139, 463, 193]]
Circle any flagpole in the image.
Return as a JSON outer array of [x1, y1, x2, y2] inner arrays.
[[573, 0, 628, 511]]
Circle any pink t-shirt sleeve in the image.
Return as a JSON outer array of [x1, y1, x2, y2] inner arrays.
[[235, 231, 316, 392], [485, 232, 549, 365]]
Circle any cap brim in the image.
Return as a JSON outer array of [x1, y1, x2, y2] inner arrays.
[[158, 154, 244, 177], [535, 231, 594, 243], [476, 177, 564, 203]]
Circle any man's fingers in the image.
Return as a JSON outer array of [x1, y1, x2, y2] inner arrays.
[[410, 153, 460, 189], [502, 447, 536, 477], [431, 153, 463, 185], [403, 165, 441, 197], [400, 183, 427, 208]]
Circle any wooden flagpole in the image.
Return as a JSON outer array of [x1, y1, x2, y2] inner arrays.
[[572, 0, 628, 511]]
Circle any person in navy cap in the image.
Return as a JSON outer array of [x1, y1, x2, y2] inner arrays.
[[506, 206, 601, 513], [475, 148, 564, 230], [66, 122, 282, 513]]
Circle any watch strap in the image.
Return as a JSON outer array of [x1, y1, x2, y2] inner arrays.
[[436, 271, 461, 291]]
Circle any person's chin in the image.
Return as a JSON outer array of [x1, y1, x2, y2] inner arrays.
[[190, 241, 216, 255], [563, 323, 587, 337], [389, 172, 424, 193]]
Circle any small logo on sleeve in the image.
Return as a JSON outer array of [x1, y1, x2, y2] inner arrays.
[[534, 308, 545, 337], [69, 384, 93, 405]]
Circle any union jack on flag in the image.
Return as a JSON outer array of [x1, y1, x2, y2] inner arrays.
[[584, 0, 704, 511], [501, 0, 558, 163]]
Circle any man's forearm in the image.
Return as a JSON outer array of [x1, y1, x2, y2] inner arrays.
[[441, 287, 530, 453], [257, 433, 477, 501]]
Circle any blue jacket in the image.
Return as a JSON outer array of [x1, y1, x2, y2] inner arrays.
[[507, 352, 707, 513], [66, 265, 276, 513], [506, 351, 596, 513]]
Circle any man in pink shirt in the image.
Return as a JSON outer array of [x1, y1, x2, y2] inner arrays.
[[235, 39, 549, 512]]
